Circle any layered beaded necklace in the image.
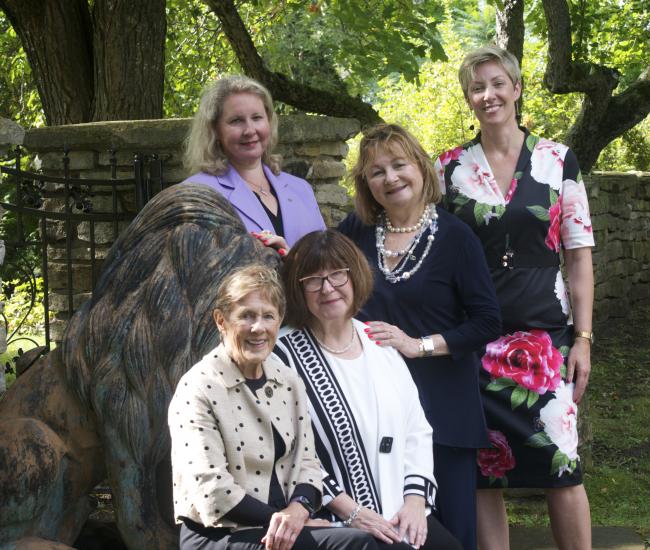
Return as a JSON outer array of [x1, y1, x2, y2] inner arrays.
[[376, 204, 439, 284]]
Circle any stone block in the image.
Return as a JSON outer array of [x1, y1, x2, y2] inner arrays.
[[48, 317, 69, 343], [48, 261, 95, 292], [49, 291, 92, 313], [77, 220, 129, 245], [308, 159, 346, 180], [24, 119, 192, 152], [45, 220, 74, 242], [0, 118, 25, 147], [294, 142, 349, 158], [279, 115, 360, 144], [47, 243, 111, 261], [314, 183, 349, 206], [38, 151, 97, 171]]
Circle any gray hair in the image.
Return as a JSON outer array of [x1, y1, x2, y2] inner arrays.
[[458, 45, 522, 100], [183, 75, 281, 176]]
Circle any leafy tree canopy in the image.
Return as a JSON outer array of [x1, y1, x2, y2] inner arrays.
[[0, 0, 648, 170]]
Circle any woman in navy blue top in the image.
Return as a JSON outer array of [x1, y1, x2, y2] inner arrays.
[[338, 124, 501, 550]]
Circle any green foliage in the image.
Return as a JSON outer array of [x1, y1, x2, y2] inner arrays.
[[1, 276, 47, 388], [2, 277, 46, 340], [0, 13, 43, 127], [164, 0, 240, 118]]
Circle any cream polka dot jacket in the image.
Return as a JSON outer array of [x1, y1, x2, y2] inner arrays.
[[168, 344, 323, 529]]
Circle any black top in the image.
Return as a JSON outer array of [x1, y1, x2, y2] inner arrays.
[[339, 207, 502, 448], [255, 186, 285, 238]]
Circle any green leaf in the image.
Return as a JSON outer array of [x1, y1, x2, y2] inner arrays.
[[511, 386, 528, 409], [474, 202, 493, 226], [452, 193, 471, 207], [486, 377, 517, 392], [549, 188, 559, 206], [559, 345, 570, 357], [526, 431, 554, 448], [526, 390, 540, 408], [526, 134, 540, 152], [550, 449, 571, 475], [489, 475, 496, 485], [513, 171, 523, 180], [561, 364, 567, 379], [526, 205, 550, 221]]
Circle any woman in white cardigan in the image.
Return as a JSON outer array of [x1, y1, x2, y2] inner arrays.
[[275, 230, 461, 550]]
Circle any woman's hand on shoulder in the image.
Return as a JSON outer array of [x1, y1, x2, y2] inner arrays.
[[261, 502, 309, 550], [390, 495, 428, 549], [350, 506, 402, 544], [364, 321, 421, 358], [251, 231, 289, 258]]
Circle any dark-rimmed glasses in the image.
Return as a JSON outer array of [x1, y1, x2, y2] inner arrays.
[[299, 268, 350, 293]]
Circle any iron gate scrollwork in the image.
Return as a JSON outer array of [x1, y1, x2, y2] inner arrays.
[[1, 146, 169, 358]]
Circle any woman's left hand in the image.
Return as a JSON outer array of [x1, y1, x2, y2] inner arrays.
[[261, 502, 308, 550], [364, 321, 421, 358], [389, 495, 427, 549], [567, 338, 591, 404], [251, 231, 289, 257]]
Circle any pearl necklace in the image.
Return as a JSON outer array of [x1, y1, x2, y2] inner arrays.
[[385, 208, 428, 233], [312, 323, 357, 354], [376, 204, 439, 284]]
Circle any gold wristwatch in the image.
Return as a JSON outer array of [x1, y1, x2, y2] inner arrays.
[[574, 330, 594, 344]]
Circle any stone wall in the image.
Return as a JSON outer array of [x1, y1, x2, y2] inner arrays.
[[585, 172, 650, 328]]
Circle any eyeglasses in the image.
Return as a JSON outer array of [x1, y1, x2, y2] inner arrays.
[[299, 268, 350, 293]]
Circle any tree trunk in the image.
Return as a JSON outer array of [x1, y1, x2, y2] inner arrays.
[[205, 0, 382, 126], [91, 0, 166, 121], [495, 0, 525, 67], [0, 0, 93, 125]]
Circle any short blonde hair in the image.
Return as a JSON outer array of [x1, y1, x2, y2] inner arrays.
[[282, 230, 373, 329], [350, 123, 441, 225], [184, 76, 281, 176], [214, 264, 285, 322], [458, 45, 521, 100]]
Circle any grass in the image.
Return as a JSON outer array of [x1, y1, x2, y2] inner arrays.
[[506, 305, 650, 545]]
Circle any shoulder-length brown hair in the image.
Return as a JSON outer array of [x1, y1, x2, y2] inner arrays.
[[282, 230, 373, 329], [350, 123, 441, 225]]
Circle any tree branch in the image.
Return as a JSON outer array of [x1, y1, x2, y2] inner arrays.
[[204, 0, 382, 126], [538, 0, 650, 171]]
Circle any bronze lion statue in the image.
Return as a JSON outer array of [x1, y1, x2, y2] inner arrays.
[[0, 183, 279, 549]]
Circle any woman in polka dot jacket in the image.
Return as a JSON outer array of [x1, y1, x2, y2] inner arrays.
[[168, 264, 379, 550]]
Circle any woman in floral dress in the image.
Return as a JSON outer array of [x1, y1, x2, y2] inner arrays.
[[435, 45, 594, 550]]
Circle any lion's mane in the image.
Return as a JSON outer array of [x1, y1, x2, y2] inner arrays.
[[62, 183, 279, 470]]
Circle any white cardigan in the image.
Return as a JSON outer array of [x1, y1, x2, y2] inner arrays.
[[275, 319, 437, 520]]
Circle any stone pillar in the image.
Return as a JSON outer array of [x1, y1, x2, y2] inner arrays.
[[21, 115, 360, 342]]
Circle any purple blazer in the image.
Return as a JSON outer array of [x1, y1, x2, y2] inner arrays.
[[183, 164, 325, 246]]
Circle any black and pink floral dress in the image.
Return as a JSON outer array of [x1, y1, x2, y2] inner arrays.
[[435, 130, 595, 488]]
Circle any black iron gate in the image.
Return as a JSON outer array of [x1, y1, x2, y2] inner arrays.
[[1, 146, 169, 354]]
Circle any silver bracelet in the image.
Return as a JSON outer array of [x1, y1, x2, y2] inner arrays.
[[343, 504, 362, 527]]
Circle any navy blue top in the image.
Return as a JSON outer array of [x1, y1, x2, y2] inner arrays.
[[339, 207, 501, 448]]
